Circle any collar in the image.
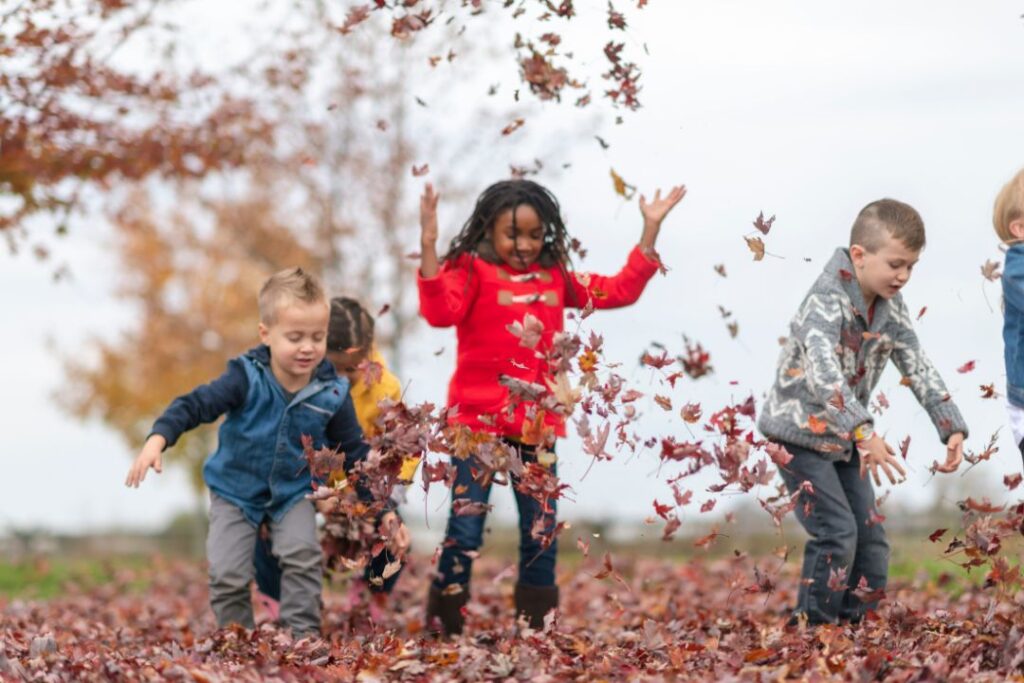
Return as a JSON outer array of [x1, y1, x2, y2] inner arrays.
[[824, 247, 893, 330]]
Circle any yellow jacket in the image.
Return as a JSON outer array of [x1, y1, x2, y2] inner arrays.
[[338, 349, 420, 484]]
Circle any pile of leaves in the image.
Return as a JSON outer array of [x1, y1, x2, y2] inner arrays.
[[3, 550, 1024, 681]]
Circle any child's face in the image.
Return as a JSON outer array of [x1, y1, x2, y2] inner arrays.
[[258, 299, 329, 384], [489, 204, 545, 270], [850, 234, 920, 302], [326, 347, 368, 384]]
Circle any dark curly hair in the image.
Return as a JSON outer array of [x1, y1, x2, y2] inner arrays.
[[442, 179, 573, 269]]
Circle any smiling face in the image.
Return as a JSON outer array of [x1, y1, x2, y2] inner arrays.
[[850, 233, 921, 305], [259, 299, 329, 391], [489, 204, 545, 270]]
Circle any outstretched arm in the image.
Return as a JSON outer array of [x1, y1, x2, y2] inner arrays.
[[638, 184, 686, 253], [126, 358, 248, 487]]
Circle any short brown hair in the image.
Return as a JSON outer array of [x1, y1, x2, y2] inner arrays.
[[258, 267, 326, 324], [993, 168, 1024, 243], [850, 198, 926, 253]]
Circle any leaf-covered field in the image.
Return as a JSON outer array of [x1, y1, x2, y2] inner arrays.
[[2, 553, 1023, 682]]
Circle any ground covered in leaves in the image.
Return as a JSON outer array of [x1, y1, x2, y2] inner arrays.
[[2, 554, 1024, 682]]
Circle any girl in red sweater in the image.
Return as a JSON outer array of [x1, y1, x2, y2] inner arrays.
[[418, 178, 685, 635]]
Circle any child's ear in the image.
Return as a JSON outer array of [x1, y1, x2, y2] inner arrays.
[[849, 244, 866, 268], [1011, 219, 1024, 242], [258, 322, 270, 345]]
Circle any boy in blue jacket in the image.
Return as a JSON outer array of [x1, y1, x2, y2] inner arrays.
[[994, 168, 1024, 467], [125, 267, 375, 638]]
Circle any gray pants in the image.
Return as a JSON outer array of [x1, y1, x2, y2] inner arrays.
[[775, 442, 890, 624], [207, 494, 323, 636]]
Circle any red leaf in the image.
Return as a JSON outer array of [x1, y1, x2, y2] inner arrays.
[[956, 360, 976, 374]]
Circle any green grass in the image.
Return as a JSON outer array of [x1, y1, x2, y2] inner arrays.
[[0, 557, 153, 600]]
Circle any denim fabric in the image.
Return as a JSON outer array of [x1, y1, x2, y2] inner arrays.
[[434, 440, 558, 589], [201, 348, 349, 526], [1003, 244, 1024, 408], [774, 440, 890, 624]]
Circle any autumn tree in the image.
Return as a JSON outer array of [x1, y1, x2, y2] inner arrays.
[[60, 3, 563, 486], [0, 0, 273, 257]]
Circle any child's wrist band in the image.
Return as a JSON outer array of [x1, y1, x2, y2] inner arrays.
[[853, 423, 875, 442]]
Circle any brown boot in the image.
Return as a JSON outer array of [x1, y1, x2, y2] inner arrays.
[[425, 584, 469, 636], [514, 583, 559, 630]]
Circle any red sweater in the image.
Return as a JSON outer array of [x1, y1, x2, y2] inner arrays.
[[418, 246, 660, 439]]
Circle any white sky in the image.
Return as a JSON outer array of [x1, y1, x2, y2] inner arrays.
[[3, 1, 1024, 537]]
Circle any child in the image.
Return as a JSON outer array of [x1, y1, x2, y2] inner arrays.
[[993, 169, 1024, 467], [253, 297, 414, 616], [125, 268, 375, 638], [418, 178, 685, 634], [758, 199, 968, 626]]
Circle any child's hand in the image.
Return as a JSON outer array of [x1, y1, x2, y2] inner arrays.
[[857, 434, 907, 486], [638, 185, 686, 252], [932, 433, 965, 473], [380, 511, 411, 557], [419, 183, 440, 277], [125, 434, 166, 488]]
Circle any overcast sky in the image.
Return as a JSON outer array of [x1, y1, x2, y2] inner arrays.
[[3, 1, 1023, 538]]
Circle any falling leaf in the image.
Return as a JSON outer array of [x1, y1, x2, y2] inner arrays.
[[680, 403, 702, 424], [744, 236, 765, 262], [980, 384, 999, 399], [981, 260, 1002, 282], [713, 263, 727, 278], [917, 306, 927, 320], [502, 118, 526, 135], [411, 163, 430, 176], [752, 211, 776, 235], [957, 360, 976, 374], [506, 313, 545, 348], [928, 528, 947, 543], [806, 415, 828, 434], [610, 168, 636, 199]]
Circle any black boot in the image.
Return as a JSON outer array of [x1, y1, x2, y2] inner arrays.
[[425, 584, 469, 636], [514, 583, 559, 630]]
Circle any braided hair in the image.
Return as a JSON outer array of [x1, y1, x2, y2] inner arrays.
[[442, 179, 573, 269], [327, 297, 375, 354]]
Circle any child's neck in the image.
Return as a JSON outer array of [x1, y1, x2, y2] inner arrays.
[[270, 360, 314, 394]]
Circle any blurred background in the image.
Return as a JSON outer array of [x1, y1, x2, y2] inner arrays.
[[2, 1, 1023, 577]]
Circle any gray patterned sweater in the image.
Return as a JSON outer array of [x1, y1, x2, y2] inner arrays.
[[757, 247, 968, 460]]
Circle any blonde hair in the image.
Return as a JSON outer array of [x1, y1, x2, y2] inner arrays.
[[993, 168, 1024, 243], [850, 198, 926, 253], [258, 267, 326, 324]]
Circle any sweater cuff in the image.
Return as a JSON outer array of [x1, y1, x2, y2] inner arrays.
[[828, 400, 873, 437], [927, 401, 969, 443], [628, 245, 662, 277], [148, 424, 179, 450]]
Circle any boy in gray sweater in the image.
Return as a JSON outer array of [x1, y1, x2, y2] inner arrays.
[[758, 198, 968, 626]]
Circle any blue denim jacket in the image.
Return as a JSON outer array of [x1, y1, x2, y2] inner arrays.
[[151, 345, 368, 526], [1003, 245, 1024, 408]]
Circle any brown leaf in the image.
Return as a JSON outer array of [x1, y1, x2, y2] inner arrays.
[[744, 236, 765, 261]]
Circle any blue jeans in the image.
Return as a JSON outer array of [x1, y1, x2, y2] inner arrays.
[[774, 441, 890, 624], [434, 439, 558, 589]]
